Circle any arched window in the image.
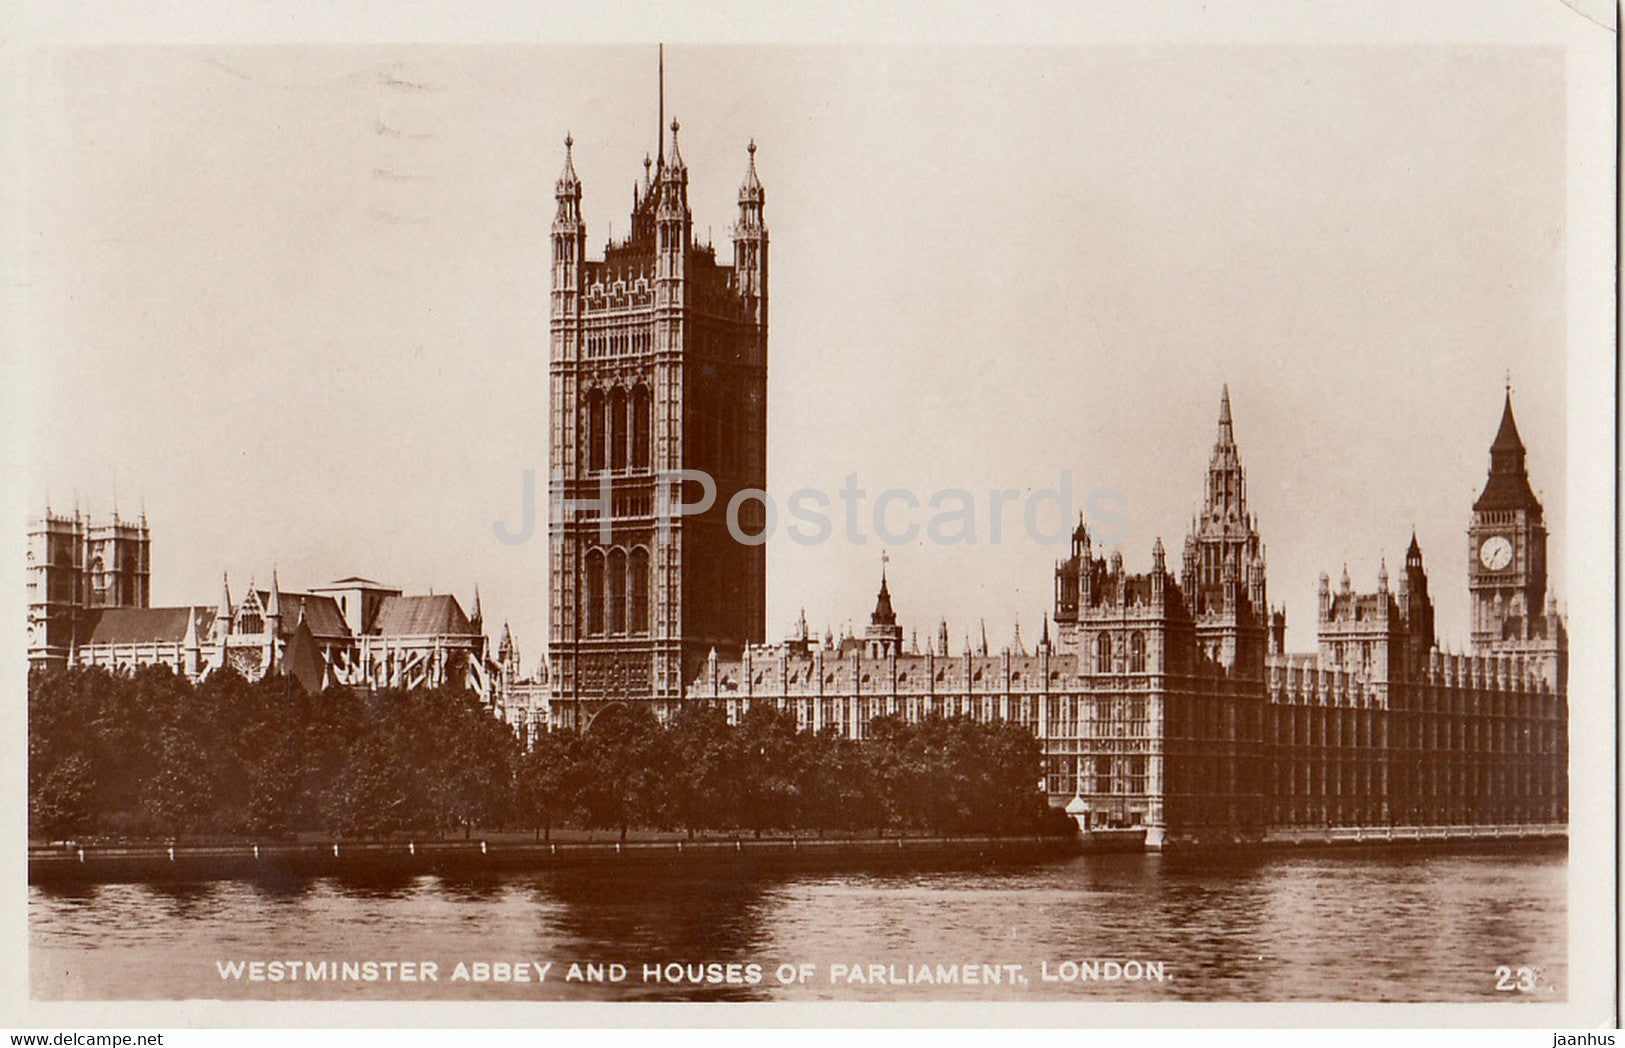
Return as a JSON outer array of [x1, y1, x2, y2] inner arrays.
[[607, 547, 627, 634], [632, 385, 652, 471], [51, 549, 73, 602], [584, 549, 605, 635], [1129, 631, 1146, 673], [1095, 634, 1113, 674], [89, 556, 107, 601], [628, 546, 650, 634], [586, 391, 606, 473], [239, 595, 263, 635], [610, 387, 629, 472]]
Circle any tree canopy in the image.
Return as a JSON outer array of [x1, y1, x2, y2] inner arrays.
[[28, 666, 1067, 842]]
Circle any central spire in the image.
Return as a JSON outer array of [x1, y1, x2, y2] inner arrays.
[[657, 43, 665, 169], [1217, 383, 1234, 447]]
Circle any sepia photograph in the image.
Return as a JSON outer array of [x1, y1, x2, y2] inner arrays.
[[4, 0, 1616, 1033]]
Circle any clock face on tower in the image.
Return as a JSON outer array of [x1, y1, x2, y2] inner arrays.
[[1478, 535, 1514, 571]]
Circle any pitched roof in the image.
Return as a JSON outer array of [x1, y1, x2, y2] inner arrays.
[[1489, 392, 1525, 455], [254, 591, 352, 641], [871, 570, 896, 626], [1474, 394, 1540, 513], [320, 576, 396, 590], [281, 616, 328, 693], [78, 607, 215, 646], [371, 594, 476, 637]]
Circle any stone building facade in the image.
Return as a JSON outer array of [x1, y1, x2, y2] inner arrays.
[[29, 554, 508, 703], [547, 113, 768, 726], [26, 506, 151, 672], [681, 391, 1567, 847], [1262, 394, 1567, 831]]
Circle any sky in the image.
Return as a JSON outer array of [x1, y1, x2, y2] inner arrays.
[[20, 43, 1572, 673]]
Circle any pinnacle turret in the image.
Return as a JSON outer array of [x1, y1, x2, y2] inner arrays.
[[556, 133, 579, 192], [739, 139, 763, 205], [552, 133, 585, 242], [667, 119, 684, 171]]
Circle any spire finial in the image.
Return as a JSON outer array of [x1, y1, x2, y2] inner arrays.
[[657, 43, 665, 166], [564, 132, 572, 151]]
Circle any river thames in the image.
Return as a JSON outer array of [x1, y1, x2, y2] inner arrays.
[[30, 844, 1565, 1003]]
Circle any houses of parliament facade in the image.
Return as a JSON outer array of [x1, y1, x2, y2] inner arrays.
[[547, 100, 1568, 847]]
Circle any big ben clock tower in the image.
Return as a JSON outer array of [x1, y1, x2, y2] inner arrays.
[[1467, 390, 1565, 688]]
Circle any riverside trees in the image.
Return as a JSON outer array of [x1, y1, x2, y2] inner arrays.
[[28, 665, 1065, 841]]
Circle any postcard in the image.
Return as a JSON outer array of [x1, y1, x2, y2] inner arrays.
[[4, 0, 1616, 1032]]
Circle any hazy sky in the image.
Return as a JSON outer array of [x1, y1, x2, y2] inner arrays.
[[21, 44, 1570, 671]]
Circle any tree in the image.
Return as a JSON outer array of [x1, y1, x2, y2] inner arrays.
[[662, 702, 735, 837], [733, 704, 800, 837], [576, 703, 662, 841], [518, 728, 582, 841], [132, 666, 214, 837], [28, 669, 102, 838]]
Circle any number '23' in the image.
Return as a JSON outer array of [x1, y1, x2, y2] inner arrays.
[[1495, 965, 1536, 992]]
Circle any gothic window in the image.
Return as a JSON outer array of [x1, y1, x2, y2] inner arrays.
[[607, 547, 627, 634], [632, 384, 652, 471], [587, 392, 607, 473], [90, 556, 107, 600], [1095, 633, 1113, 674], [584, 549, 605, 635], [50, 549, 73, 602], [629, 546, 650, 634], [1129, 631, 1147, 673], [610, 387, 629, 472]]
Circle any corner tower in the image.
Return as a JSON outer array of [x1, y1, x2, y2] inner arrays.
[[548, 74, 768, 723]]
